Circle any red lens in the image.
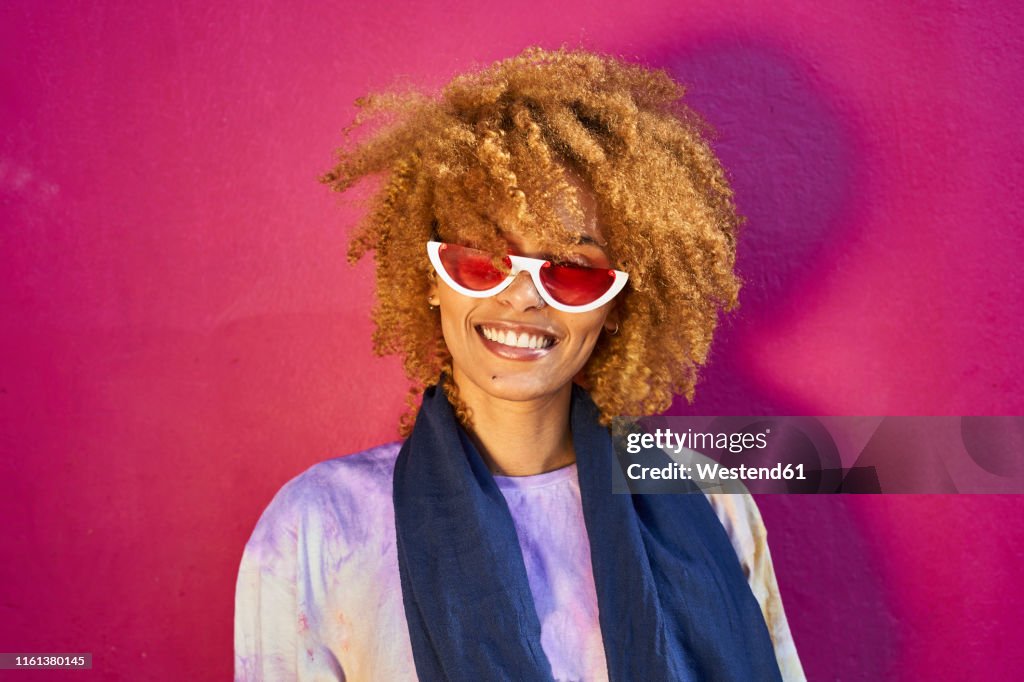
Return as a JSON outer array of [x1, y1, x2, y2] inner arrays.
[[539, 262, 616, 306], [438, 243, 508, 291]]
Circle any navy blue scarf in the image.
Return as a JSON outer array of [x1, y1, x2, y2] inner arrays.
[[393, 383, 782, 681]]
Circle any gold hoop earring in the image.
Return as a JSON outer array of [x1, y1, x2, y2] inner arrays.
[[607, 322, 619, 336]]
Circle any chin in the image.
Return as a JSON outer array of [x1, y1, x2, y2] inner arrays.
[[471, 371, 569, 403]]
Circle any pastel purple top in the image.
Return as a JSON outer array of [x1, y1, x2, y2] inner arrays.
[[234, 442, 804, 681]]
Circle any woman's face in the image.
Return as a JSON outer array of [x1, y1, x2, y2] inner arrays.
[[429, 172, 619, 404]]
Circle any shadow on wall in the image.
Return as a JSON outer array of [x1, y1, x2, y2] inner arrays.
[[640, 37, 897, 681], [647, 37, 860, 415]]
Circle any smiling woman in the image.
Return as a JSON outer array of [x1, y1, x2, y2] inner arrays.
[[234, 47, 804, 681]]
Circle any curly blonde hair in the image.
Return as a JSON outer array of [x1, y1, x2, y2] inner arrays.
[[321, 47, 742, 436]]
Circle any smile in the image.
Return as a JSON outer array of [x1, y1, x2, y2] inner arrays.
[[475, 324, 559, 361], [479, 325, 556, 349]]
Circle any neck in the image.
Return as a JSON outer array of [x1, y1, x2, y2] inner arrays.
[[449, 369, 576, 476]]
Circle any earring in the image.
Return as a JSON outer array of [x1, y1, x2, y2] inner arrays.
[[607, 322, 620, 336], [428, 297, 438, 310]]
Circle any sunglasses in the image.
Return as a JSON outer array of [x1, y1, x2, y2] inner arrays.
[[427, 241, 628, 313]]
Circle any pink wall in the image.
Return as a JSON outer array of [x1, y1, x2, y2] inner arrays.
[[2, 1, 1022, 679]]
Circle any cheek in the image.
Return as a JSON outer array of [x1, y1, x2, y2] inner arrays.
[[437, 295, 479, 349], [439, 310, 465, 345], [561, 314, 609, 363], [568, 311, 609, 341]]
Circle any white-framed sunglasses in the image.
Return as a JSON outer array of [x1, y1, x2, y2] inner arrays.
[[427, 240, 628, 313]]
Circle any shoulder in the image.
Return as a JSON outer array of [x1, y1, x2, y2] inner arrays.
[[701, 491, 807, 680], [702, 491, 764, 579], [245, 442, 403, 554], [289, 441, 403, 502]]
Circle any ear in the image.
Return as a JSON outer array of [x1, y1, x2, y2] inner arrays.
[[427, 275, 440, 307], [602, 301, 620, 333]]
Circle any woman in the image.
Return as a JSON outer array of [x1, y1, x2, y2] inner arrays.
[[235, 47, 804, 681]]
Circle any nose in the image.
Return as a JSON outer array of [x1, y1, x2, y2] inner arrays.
[[495, 270, 546, 312]]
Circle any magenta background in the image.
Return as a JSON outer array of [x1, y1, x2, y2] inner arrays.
[[2, 0, 1022, 679]]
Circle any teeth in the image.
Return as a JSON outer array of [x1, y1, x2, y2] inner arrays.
[[480, 326, 554, 350]]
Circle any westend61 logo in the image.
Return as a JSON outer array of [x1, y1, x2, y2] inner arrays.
[[625, 427, 770, 455]]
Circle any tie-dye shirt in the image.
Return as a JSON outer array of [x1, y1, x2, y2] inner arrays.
[[234, 442, 805, 681]]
